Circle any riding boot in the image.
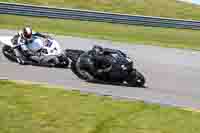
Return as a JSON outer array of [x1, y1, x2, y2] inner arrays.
[[13, 49, 27, 65]]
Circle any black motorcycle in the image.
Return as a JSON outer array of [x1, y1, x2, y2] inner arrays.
[[65, 48, 146, 87]]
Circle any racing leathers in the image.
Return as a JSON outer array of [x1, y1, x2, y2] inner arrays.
[[90, 50, 112, 74], [77, 48, 113, 80], [12, 30, 48, 64]]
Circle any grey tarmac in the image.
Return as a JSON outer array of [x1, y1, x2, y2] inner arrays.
[[0, 29, 200, 109]]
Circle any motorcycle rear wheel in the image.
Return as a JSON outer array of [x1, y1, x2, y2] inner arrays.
[[71, 61, 95, 81]]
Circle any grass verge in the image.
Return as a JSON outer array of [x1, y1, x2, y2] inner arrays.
[[0, 80, 200, 133], [1, 14, 200, 50], [2, 0, 200, 20]]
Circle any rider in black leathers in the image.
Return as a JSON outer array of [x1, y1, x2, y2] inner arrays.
[[77, 45, 113, 80]]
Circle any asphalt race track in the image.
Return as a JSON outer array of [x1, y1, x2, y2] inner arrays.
[[1, 29, 200, 109]]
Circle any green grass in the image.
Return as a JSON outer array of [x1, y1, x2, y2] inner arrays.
[[0, 80, 200, 133], [2, 0, 200, 20], [1, 14, 200, 50]]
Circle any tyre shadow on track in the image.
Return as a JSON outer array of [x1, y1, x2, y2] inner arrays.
[[3, 59, 70, 69], [86, 80, 147, 88]]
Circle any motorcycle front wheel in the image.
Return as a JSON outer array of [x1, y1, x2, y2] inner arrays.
[[2, 45, 17, 62], [126, 69, 146, 87]]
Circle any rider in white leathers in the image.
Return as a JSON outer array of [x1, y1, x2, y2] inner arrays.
[[12, 26, 59, 66]]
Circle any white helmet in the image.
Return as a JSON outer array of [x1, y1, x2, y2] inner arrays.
[[22, 27, 32, 39]]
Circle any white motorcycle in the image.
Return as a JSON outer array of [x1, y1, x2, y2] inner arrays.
[[1, 36, 69, 68]]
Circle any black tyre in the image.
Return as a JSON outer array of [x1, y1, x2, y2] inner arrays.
[[127, 69, 145, 87], [2, 45, 17, 62], [71, 60, 95, 81], [71, 61, 87, 80]]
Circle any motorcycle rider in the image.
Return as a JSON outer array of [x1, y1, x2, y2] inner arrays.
[[90, 45, 112, 73], [12, 26, 53, 65], [77, 45, 113, 80]]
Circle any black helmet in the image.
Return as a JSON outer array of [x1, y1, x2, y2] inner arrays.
[[23, 26, 32, 39], [92, 45, 104, 55]]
